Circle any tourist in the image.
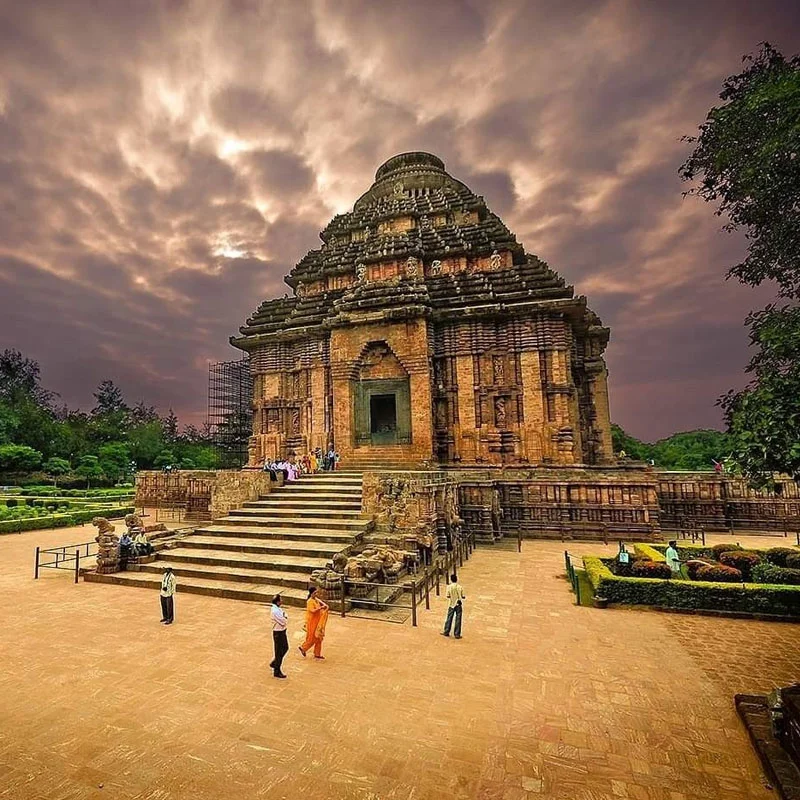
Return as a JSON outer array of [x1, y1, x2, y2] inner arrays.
[[269, 594, 289, 679], [133, 529, 152, 557], [665, 540, 683, 578], [118, 530, 133, 568], [441, 573, 466, 639], [325, 447, 336, 471], [160, 566, 176, 624], [298, 586, 329, 659]]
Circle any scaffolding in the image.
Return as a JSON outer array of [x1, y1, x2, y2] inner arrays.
[[207, 357, 253, 468]]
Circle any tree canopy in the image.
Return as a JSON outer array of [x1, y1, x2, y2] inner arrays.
[[611, 425, 732, 471], [681, 43, 800, 484], [0, 349, 219, 485]]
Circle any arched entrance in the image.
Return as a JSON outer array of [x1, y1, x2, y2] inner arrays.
[[353, 343, 412, 447]]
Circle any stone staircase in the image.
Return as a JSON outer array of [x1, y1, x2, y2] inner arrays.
[[345, 454, 425, 472], [84, 472, 368, 607]]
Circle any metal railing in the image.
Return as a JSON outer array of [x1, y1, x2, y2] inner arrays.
[[339, 531, 476, 626], [564, 551, 583, 605], [34, 540, 96, 584]]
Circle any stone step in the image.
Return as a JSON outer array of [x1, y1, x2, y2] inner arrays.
[[154, 547, 330, 573], [195, 525, 357, 544], [222, 514, 368, 532], [180, 535, 345, 558], [83, 570, 313, 608], [134, 561, 313, 590], [235, 505, 365, 520], [267, 489, 363, 501], [283, 480, 363, 489], [243, 499, 362, 510]]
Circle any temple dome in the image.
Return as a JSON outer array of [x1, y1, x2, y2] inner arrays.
[[375, 152, 446, 181]]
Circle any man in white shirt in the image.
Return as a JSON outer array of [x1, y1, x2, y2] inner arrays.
[[269, 594, 289, 679], [665, 541, 683, 578], [159, 566, 176, 625], [441, 573, 466, 639]]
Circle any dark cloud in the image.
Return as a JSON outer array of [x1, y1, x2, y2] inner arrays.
[[0, 0, 798, 439]]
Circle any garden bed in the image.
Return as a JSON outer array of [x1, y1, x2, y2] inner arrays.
[[0, 505, 135, 534], [583, 541, 800, 618]]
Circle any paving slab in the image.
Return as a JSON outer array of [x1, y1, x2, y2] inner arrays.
[[1, 525, 788, 799]]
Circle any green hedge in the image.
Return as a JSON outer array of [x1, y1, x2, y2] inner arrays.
[[584, 556, 800, 617], [0, 506, 134, 534]]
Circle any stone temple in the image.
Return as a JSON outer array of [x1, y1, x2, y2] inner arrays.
[[232, 152, 613, 469]]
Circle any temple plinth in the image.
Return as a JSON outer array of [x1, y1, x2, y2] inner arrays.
[[232, 151, 614, 468]]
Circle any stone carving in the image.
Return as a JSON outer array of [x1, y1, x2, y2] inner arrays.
[[356, 262, 367, 282], [489, 249, 502, 270], [420, 215, 431, 230], [406, 256, 420, 278], [495, 396, 507, 427], [93, 517, 119, 574], [291, 408, 300, 434], [435, 400, 447, 428], [393, 181, 404, 197], [297, 282, 307, 298], [493, 355, 505, 385], [430, 259, 442, 276]]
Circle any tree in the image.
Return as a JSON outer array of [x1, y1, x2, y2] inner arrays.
[[75, 455, 104, 488], [682, 43, 800, 481], [92, 380, 127, 416], [44, 456, 71, 486], [44, 457, 71, 475], [153, 449, 176, 469], [90, 380, 130, 445], [128, 421, 165, 468], [0, 444, 43, 472], [0, 349, 54, 407], [97, 443, 132, 483], [163, 408, 179, 442], [720, 306, 800, 485]]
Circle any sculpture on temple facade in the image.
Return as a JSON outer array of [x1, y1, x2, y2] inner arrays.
[[406, 256, 420, 278], [356, 262, 367, 282], [495, 396, 507, 427], [430, 259, 442, 275], [489, 249, 502, 270]]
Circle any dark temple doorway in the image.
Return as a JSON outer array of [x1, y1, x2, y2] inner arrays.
[[370, 394, 397, 444]]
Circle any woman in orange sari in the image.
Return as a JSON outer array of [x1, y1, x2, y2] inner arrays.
[[298, 586, 329, 659]]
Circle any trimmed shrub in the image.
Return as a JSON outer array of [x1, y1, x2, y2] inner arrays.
[[631, 560, 672, 579], [752, 563, 800, 586], [695, 564, 743, 583], [719, 550, 762, 580], [711, 542, 742, 559], [583, 556, 800, 617], [765, 547, 799, 567], [685, 559, 710, 580], [787, 554, 800, 570]]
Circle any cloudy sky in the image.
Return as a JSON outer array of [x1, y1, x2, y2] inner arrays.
[[1, 0, 798, 440]]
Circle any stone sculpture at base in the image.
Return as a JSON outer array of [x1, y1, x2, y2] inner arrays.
[[93, 517, 119, 574]]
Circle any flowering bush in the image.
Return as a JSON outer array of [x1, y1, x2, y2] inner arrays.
[[695, 564, 743, 583], [719, 550, 763, 580], [631, 560, 672, 579], [710, 542, 742, 559]]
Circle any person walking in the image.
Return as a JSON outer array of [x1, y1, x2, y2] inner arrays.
[[159, 566, 176, 625], [665, 540, 684, 578], [298, 586, 329, 659], [441, 573, 465, 639], [270, 594, 289, 679]]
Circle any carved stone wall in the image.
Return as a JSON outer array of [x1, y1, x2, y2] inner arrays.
[[135, 470, 277, 520], [656, 472, 800, 531]]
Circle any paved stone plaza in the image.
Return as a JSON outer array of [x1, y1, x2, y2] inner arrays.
[[2, 525, 799, 799]]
